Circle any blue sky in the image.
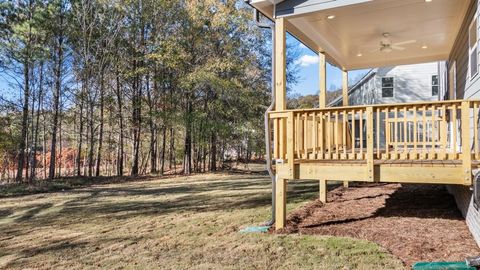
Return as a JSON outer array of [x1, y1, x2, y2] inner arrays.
[[288, 34, 370, 96]]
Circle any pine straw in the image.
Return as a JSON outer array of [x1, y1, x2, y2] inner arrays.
[[278, 183, 480, 267]]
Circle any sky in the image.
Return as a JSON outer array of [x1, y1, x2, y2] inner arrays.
[[287, 33, 370, 96]]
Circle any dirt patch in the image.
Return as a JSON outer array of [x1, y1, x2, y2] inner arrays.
[[278, 183, 480, 267]]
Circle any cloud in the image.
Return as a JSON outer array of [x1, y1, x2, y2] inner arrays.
[[295, 54, 319, 67], [299, 43, 307, 49]]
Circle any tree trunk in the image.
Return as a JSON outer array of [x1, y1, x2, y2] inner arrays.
[[76, 87, 84, 176], [210, 132, 217, 171], [48, 33, 63, 180], [131, 72, 141, 176], [30, 62, 43, 182], [16, 60, 30, 182], [95, 68, 105, 177], [183, 99, 192, 175], [115, 69, 124, 176]]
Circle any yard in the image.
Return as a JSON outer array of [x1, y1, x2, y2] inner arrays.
[[0, 165, 404, 270]]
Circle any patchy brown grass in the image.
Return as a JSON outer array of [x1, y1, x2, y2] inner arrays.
[[0, 166, 404, 269]]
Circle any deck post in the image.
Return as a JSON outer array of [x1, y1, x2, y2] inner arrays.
[[319, 52, 327, 109], [342, 70, 348, 106], [342, 70, 349, 187], [275, 17, 286, 111], [275, 177, 287, 230], [461, 101, 472, 185], [319, 179, 327, 203]]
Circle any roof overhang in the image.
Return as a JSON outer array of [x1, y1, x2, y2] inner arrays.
[[248, 0, 472, 70]]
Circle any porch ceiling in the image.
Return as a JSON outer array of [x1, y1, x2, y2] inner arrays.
[[249, 0, 471, 70]]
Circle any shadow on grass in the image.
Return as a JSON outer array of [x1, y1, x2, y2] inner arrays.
[[0, 175, 320, 226]]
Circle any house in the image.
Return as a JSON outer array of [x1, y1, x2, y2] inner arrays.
[[247, 0, 480, 246], [329, 62, 440, 106]]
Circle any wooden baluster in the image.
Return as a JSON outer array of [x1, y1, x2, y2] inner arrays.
[[403, 107, 407, 160], [422, 105, 427, 159], [327, 111, 331, 159], [366, 107, 374, 181], [287, 112, 295, 179], [303, 113, 308, 159], [343, 110, 347, 159], [430, 106, 436, 160], [385, 108, 390, 159], [474, 103, 479, 160], [440, 105, 447, 160], [452, 104, 457, 159], [313, 112, 318, 159], [335, 111, 339, 158], [273, 118, 279, 159], [413, 106, 418, 160], [319, 111, 324, 159], [351, 110, 356, 159], [394, 107, 398, 159], [359, 109, 364, 159], [376, 108, 380, 158], [296, 113, 300, 158], [279, 118, 285, 160]]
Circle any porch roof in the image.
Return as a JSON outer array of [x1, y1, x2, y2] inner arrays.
[[248, 0, 471, 70]]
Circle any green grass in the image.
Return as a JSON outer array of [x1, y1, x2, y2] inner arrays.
[[0, 166, 405, 269]]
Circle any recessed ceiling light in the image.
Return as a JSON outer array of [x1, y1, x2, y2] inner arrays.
[[422, 45, 428, 49], [425, 0, 432, 2], [327, 15, 335, 19], [357, 53, 363, 57]]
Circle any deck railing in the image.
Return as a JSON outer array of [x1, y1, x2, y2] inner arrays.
[[269, 100, 480, 166]]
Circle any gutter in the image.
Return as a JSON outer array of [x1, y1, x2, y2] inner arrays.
[[245, 0, 276, 226]]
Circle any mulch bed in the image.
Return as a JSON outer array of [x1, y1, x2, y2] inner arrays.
[[277, 183, 480, 267]]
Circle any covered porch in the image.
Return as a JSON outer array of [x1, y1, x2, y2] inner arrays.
[[248, 0, 479, 229]]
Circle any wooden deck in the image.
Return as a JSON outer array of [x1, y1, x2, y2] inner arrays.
[[269, 100, 480, 186]]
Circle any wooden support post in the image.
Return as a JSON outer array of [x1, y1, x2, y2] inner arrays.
[[319, 52, 327, 109], [274, 18, 288, 230], [461, 101, 472, 185], [342, 70, 349, 188], [275, 177, 287, 230], [342, 70, 348, 106], [275, 18, 286, 111], [366, 106, 374, 182], [319, 179, 327, 203]]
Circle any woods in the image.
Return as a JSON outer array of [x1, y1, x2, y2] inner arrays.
[[0, 0, 298, 182]]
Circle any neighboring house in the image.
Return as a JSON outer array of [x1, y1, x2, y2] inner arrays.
[[329, 62, 440, 106]]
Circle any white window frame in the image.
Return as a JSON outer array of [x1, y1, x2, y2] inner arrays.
[[381, 77, 394, 98], [469, 16, 478, 80]]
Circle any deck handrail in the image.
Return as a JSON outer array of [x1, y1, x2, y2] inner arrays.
[[269, 100, 480, 184]]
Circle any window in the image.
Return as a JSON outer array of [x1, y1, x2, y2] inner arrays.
[[431, 75, 439, 96], [469, 17, 478, 79], [381, 77, 394, 98]]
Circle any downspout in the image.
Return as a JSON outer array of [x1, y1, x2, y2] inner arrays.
[[247, 2, 276, 226]]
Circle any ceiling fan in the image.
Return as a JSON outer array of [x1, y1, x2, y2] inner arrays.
[[370, 33, 417, 53]]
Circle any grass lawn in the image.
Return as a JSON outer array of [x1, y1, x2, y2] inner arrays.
[[0, 166, 404, 269]]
